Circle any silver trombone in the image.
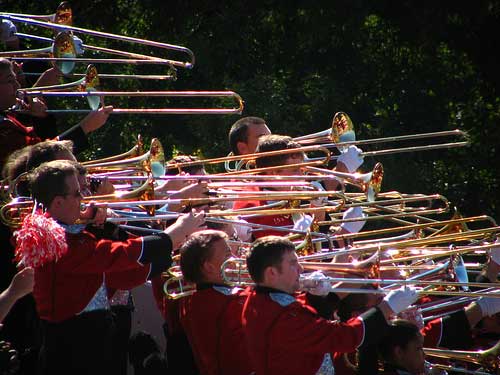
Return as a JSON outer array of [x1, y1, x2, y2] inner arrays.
[[0, 13, 195, 69]]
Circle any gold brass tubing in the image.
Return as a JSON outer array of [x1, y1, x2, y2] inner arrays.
[[163, 145, 330, 171], [424, 339, 500, 370], [317, 216, 495, 244], [0, 14, 196, 69], [378, 242, 499, 265]]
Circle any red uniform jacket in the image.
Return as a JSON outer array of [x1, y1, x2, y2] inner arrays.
[[179, 284, 252, 375], [32, 229, 173, 322], [232, 198, 294, 238], [0, 114, 41, 167], [242, 286, 387, 375], [0, 113, 89, 169]]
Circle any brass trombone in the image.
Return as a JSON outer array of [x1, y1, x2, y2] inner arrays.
[[81, 135, 145, 166], [294, 111, 470, 154], [306, 162, 383, 201], [1, 31, 78, 75], [0, 14, 195, 69], [5, 32, 177, 80], [2, 2, 72, 25], [15, 64, 243, 115], [220, 256, 500, 298], [424, 340, 500, 372], [83, 137, 165, 175], [164, 144, 331, 173]]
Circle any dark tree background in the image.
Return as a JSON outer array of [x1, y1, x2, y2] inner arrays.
[[2, 0, 499, 220]]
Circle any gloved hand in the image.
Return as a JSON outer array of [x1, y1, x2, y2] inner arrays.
[[383, 286, 419, 314], [340, 206, 367, 233], [476, 296, 500, 317], [337, 145, 364, 173], [232, 219, 252, 242], [293, 214, 313, 232], [72, 35, 84, 55], [488, 240, 500, 265], [310, 181, 328, 207], [301, 271, 331, 296]]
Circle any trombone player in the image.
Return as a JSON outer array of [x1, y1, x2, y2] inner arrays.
[[241, 236, 419, 375], [0, 58, 112, 170]]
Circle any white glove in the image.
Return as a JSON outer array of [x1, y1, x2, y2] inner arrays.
[[476, 296, 500, 317], [383, 286, 419, 314], [337, 145, 364, 173], [340, 206, 367, 233], [310, 181, 328, 207], [72, 35, 85, 55], [1, 19, 17, 42], [232, 219, 252, 242], [293, 214, 313, 232], [489, 240, 500, 265], [302, 271, 331, 296]]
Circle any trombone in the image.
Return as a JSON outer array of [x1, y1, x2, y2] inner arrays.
[[294, 111, 470, 154], [0, 14, 195, 69], [220, 256, 500, 298], [1, 31, 79, 75], [306, 162, 383, 201], [2, 2, 72, 25], [18, 69, 245, 114], [424, 340, 500, 372], [5, 32, 177, 80], [163, 144, 332, 174]]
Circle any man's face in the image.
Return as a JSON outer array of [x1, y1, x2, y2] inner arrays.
[[0, 67, 20, 110], [205, 238, 232, 284], [395, 334, 425, 374], [238, 123, 271, 155], [274, 251, 303, 294], [267, 155, 304, 185], [54, 173, 83, 225]]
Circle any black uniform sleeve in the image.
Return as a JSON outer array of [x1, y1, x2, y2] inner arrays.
[[440, 309, 474, 349], [305, 292, 341, 319], [140, 233, 174, 269], [358, 307, 389, 349]]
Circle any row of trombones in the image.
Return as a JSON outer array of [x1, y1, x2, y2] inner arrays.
[[1, 3, 244, 115], [2, 5, 497, 374]]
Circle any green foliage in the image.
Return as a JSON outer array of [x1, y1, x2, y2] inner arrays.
[[3, 0, 499, 218]]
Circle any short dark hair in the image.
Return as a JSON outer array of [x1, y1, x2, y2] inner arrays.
[[25, 140, 74, 173], [29, 160, 78, 207], [165, 154, 204, 175], [378, 320, 420, 362], [228, 117, 266, 155], [180, 230, 228, 284], [2, 146, 31, 181], [247, 236, 295, 283], [255, 134, 303, 169]]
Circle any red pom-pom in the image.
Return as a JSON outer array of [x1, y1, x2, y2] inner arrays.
[[14, 212, 68, 268]]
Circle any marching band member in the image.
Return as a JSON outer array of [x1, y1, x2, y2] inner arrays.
[[241, 236, 418, 375], [179, 230, 253, 375], [0, 58, 113, 170], [15, 160, 205, 374], [232, 135, 308, 238]]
